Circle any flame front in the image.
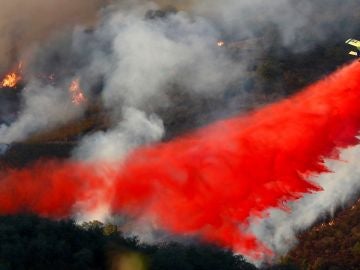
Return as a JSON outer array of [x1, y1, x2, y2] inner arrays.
[[1, 72, 21, 88], [1, 62, 23, 88], [69, 78, 86, 105], [217, 40, 225, 47]]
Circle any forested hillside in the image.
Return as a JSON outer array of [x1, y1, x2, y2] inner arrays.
[[0, 215, 258, 270]]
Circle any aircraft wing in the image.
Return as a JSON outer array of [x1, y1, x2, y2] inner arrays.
[[346, 39, 360, 48]]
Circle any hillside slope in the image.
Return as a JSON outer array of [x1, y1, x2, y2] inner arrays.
[[283, 199, 360, 269]]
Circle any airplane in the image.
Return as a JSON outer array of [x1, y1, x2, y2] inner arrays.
[[345, 38, 360, 57]]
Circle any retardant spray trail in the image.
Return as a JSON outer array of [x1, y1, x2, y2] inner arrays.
[[1, 61, 360, 258]]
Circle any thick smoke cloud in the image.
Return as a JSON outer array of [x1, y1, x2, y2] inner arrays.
[[156, 0, 360, 51], [0, 0, 106, 142], [1, 0, 360, 263], [71, 3, 360, 237], [74, 107, 164, 161], [2, 61, 360, 261], [0, 0, 105, 74], [73, 6, 243, 161], [0, 80, 84, 143], [3, 0, 358, 149], [250, 144, 360, 260]]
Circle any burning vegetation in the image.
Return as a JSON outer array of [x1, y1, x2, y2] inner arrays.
[[0, 2, 360, 268], [1, 63, 88, 105], [0, 62, 23, 89], [69, 78, 86, 105], [1, 73, 21, 88], [217, 40, 225, 47], [285, 198, 360, 269]]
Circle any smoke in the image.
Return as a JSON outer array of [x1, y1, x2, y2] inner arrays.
[[70, 6, 245, 225], [0, 0, 105, 74], [72, 4, 243, 161], [67, 0, 360, 183], [1, 0, 360, 264], [2, 61, 360, 260], [74, 107, 164, 161], [3, 0, 358, 147], [0, 0, 106, 145], [0, 80, 85, 144], [154, 0, 360, 51], [0, 0, 244, 150], [67, 3, 360, 254], [250, 143, 360, 260], [61, 0, 359, 163]]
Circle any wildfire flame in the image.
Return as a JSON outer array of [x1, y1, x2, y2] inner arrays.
[[69, 78, 86, 105], [328, 220, 335, 226], [1, 73, 21, 88], [217, 40, 225, 47], [1, 62, 23, 88]]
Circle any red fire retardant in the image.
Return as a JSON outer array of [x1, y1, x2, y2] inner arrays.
[[1, 61, 360, 258]]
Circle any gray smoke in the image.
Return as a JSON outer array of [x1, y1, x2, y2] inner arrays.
[[249, 143, 360, 261], [0, 0, 107, 146], [55, 0, 360, 261], [153, 0, 360, 55], [0, 0, 106, 74], [72, 4, 243, 161], [0, 80, 85, 143], [74, 107, 164, 161], [3, 0, 357, 149], [1, 0, 360, 263]]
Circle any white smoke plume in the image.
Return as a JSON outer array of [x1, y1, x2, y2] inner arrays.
[[61, 1, 360, 259], [0, 0, 106, 74], [0, 80, 84, 143], [2, 0, 354, 149], [73, 4, 243, 161], [1, 0, 359, 263], [74, 107, 164, 161], [0, 0, 107, 146], [249, 143, 360, 261], [156, 0, 360, 51]]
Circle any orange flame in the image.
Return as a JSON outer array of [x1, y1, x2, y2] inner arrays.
[[69, 78, 86, 105], [1, 62, 23, 88], [217, 40, 225, 47], [1, 72, 22, 88]]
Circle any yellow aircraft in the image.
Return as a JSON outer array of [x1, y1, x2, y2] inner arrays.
[[345, 39, 360, 57]]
